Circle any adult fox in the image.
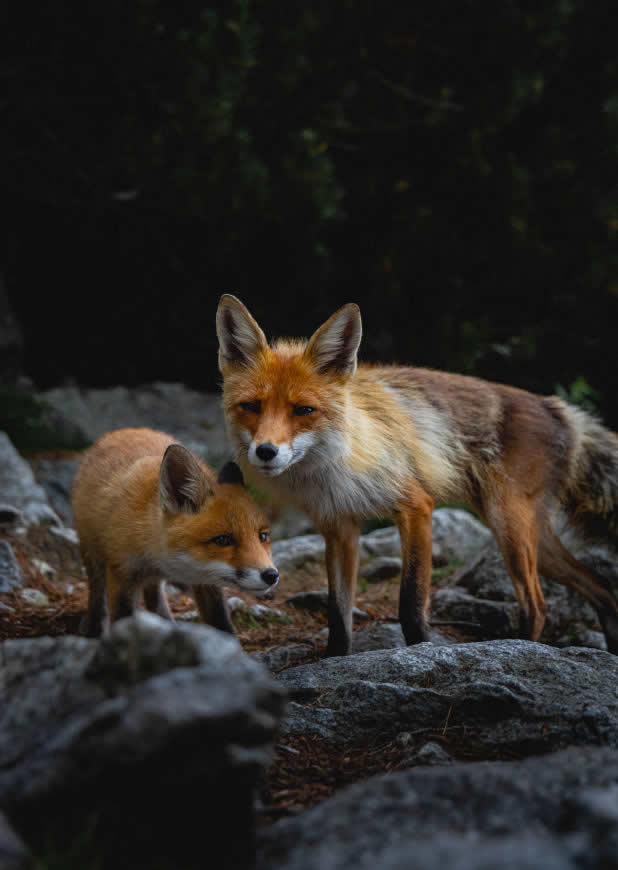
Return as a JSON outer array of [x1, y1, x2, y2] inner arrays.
[[216, 294, 618, 657]]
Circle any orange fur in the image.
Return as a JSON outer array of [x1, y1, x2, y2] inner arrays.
[[72, 427, 276, 635], [217, 296, 618, 656]]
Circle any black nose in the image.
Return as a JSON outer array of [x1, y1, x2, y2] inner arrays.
[[261, 568, 279, 587], [256, 443, 278, 462]]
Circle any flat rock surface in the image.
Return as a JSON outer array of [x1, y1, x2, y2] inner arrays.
[[275, 640, 618, 748]]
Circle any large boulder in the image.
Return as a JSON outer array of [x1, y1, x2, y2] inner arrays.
[[40, 383, 229, 465], [0, 614, 285, 869], [256, 746, 618, 870], [274, 640, 618, 749]]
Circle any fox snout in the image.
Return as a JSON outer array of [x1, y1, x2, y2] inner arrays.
[[248, 438, 296, 475], [236, 565, 279, 595]]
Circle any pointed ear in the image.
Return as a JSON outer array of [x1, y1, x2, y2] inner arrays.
[[217, 461, 245, 487], [216, 294, 268, 371], [159, 445, 214, 514], [305, 303, 362, 377]]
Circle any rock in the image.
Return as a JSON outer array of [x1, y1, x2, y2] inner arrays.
[[555, 629, 607, 651], [40, 383, 229, 465], [251, 644, 317, 673], [286, 590, 329, 612], [446, 538, 605, 636], [431, 587, 519, 637], [31, 558, 55, 579], [0, 614, 285, 869], [359, 510, 491, 565], [359, 526, 401, 559], [19, 589, 49, 607], [274, 640, 618, 748], [248, 603, 289, 622], [408, 741, 453, 766], [0, 811, 33, 870], [0, 433, 60, 527], [361, 556, 402, 582], [273, 536, 326, 573], [0, 541, 24, 593], [30, 456, 81, 525], [227, 596, 248, 614], [430, 508, 492, 564], [256, 747, 618, 870]]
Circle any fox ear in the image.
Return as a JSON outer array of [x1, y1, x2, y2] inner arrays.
[[217, 461, 245, 487], [305, 303, 362, 377], [159, 445, 214, 514], [216, 294, 268, 371]]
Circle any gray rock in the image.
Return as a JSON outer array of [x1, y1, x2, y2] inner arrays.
[[251, 644, 317, 673], [273, 536, 326, 572], [0, 540, 24, 593], [0, 613, 285, 868], [286, 589, 330, 612], [359, 510, 491, 565], [431, 587, 519, 637], [40, 383, 229, 465], [19, 589, 49, 607], [447, 538, 606, 635], [256, 747, 618, 870], [359, 526, 401, 559], [0, 811, 33, 870], [408, 741, 453, 766], [555, 629, 608, 652], [361, 556, 402, 582], [275, 640, 618, 748], [0, 433, 60, 527], [30, 456, 81, 525]]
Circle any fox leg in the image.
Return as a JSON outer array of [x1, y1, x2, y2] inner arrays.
[[107, 565, 138, 624], [323, 518, 361, 657], [143, 581, 174, 620], [538, 529, 618, 654], [395, 489, 434, 644], [192, 585, 235, 634], [490, 495, 547, 641], [82, 556, 109, 637]]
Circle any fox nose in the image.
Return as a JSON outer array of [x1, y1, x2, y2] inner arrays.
[[261, 568, 279, 587], [256, 443, 278, 462]]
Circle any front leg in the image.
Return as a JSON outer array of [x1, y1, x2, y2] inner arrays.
[[395, 487, 434, 645], [192, 585, 235, 634], [323, 518, 361, 657], [143, 581, 174, 620]]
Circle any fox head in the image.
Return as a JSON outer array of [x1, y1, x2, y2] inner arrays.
[[158, 445, 278, 594], [216, 294, 362, 477]]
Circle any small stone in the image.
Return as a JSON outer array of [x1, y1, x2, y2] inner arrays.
[[32, 558, 55, 579], [176, 609, 200, 622], [362, 556, 402, 582], [227, 596, 248, 614], [248, 603, 288, 622], [395, 731, 413, 748], [20, 588, 50, 607], [409, 741, 453, 766]]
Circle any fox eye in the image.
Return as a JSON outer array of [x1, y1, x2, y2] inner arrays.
[[293, 405, 315, 416], [239, 400, 261, 414], [211, 534, 235, 547], [259, 530, 271, 543]]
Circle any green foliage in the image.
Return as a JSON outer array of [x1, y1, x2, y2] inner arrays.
[[556, 376, 601, 414], [0, 387, 90, 450]]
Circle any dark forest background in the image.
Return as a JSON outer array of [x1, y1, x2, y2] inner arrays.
[[3, 0, 618, 425]]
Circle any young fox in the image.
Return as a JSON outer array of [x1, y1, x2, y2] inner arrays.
[[72, 427, 278, 636], [216, 294, 618, 657]]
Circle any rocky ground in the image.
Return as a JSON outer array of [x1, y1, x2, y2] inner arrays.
[[1, 383, 617, 869]]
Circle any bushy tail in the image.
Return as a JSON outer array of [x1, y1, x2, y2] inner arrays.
[[553, 399, 618, 548]]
